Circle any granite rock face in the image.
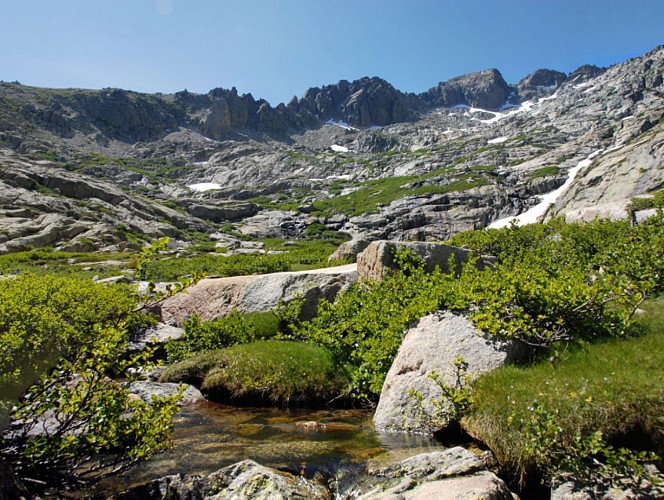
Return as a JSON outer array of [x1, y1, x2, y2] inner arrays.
[[373, 312, 526, 434], [422, 69, 513, 110], [0, 45, 662, 253]]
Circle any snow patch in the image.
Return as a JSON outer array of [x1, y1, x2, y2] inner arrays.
[[188, 182, 222, 192], [488, 136, 508, 144], [331, 144, 349, 153], [326, 119, 357, 131], [488, 150, 603, 229]]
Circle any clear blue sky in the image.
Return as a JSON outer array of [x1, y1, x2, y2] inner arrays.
[[1, 0, 662, 105]]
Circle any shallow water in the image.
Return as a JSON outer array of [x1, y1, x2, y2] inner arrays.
[[96, 400, 444, 495]]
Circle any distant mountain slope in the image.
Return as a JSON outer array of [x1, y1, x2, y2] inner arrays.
[[0, 45, 661, 253]]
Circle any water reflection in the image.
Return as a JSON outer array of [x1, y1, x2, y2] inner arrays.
[[98, 400, 444, 494]]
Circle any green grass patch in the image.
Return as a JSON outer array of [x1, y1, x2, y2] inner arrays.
[[311, 173, 490, 217], [0, 248, 130, 277], [528, 166, 560, 181], [140, 239, 345, 281], [161, 340, 349, 405], [463, 295, 664, 484]]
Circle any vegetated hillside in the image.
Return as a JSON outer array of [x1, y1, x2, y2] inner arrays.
[[0, 45, 662, 253]]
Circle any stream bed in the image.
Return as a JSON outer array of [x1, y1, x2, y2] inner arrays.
[[96, 400, 445, 496]]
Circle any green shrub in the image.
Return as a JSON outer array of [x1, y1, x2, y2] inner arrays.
[[0, 272, 182, 492], [0, 273, 138, 401], [166, 311, 256, 362], [161, 340, 349, 405], [290, 217, 662, 402]]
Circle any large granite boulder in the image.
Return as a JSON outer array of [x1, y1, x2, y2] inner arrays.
[[373, 312, 526, 434], [118, 459, 329, 499], [159, 265, 358, 325], [356, 240, 498, 282]]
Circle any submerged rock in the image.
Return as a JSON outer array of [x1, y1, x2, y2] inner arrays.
[[127, 381, 204, 406]]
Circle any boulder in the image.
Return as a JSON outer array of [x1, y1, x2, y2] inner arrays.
[[127, 381, 204, 406], [118, 459, 329, 499], [354, 447, 514, 499], [373, 312, 526, 434], [159, 265, 358, 326], [357, 241, 498, 282], [328, 238, 374, 263], [125, 322, 185, 357], [551, 466, 664, 500]]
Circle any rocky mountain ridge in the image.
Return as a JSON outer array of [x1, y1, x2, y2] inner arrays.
[[0, 45, 662, 253]]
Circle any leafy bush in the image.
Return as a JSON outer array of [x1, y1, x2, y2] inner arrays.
[[161, 340, 349, 405], [289, 217, 663, 402], [166, 311, 256, 362], [0, 273, 137, 401], [0, 273, 182, 492]]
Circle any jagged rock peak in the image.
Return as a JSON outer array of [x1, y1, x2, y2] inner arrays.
[[422, 68, 512, 110], [517, 68, 567, 100], [566, 64, 606, 84], [289, 76, 417, 127]]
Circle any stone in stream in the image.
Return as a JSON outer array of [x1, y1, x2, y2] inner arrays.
[[116, 459, 329, 499], [352, 447, 514, 499]]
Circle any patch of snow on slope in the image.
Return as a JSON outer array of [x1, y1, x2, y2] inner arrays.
[[488, 136, 508, 144], [331, 144, 349, 153], [326, 120, 357, 131], [188, 182, 222, 192], [488, 150, 604, 229]]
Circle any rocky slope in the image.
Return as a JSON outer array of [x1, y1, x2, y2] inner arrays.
[[0, 45, 662, 253]]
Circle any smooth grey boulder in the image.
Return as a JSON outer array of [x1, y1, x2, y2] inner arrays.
[[126, 322, 185, 357], [127, 381, 204, 406], [373, 312, 526, 434], [328, 238, 374, 263], [117, 459, 329, 499], [355, 447, 514, 499], [159, 264, 358, 326], [357, 241, 498, 282]]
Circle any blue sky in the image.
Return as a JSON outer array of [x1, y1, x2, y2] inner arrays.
[[1, 0, 662, 105]]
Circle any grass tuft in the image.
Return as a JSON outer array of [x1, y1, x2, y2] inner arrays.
[[463, 295, 664, 483]]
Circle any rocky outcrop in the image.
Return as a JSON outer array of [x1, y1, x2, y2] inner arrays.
[[549, 122, 664, 222], [517, 69, 567, 100], [422, 69, 513, 110], [118, 459, 329, 499], [356, 241, 498, 282], [288, 77, 417, 127], [159, 264, 358, 326], [373, 312, 526, 434], [0, 148, 207, 253], [185, 200, 259, 223], [354, 447, 514, 499]]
